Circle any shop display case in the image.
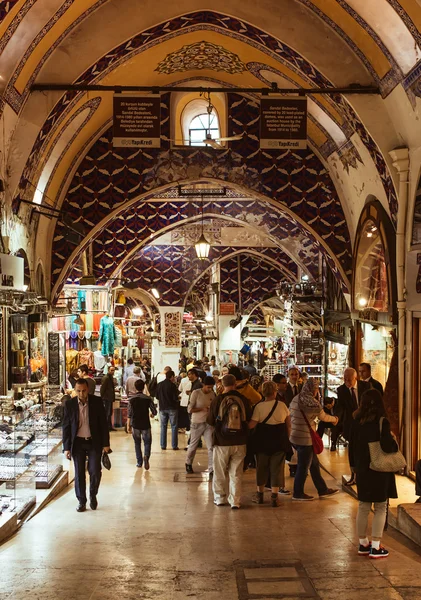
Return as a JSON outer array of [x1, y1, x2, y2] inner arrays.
[[295, 329, 323, 379], [0, 399, 37, 519], [326, 341, 349, 398]]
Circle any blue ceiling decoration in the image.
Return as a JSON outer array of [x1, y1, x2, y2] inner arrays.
[[52, 94, 351, 298]]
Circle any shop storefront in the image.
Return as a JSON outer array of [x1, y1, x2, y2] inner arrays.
[[0, 255, 66, 532], [352, 201, 397, 425]]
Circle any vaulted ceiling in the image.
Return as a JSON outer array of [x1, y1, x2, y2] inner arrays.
[[1, 0, 420, 306]]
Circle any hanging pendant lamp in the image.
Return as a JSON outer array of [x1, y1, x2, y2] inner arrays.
[[194, 194, 211, 260]]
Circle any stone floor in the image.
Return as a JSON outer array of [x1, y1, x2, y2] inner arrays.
[[0, 424, 421, 600]]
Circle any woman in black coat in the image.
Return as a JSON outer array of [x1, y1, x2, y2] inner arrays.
[[349, 388, 398, 559]]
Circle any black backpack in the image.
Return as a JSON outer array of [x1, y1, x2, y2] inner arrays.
[[148, 375, 158, 398]]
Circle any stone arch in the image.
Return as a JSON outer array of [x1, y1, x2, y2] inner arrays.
[[51, 173, 351, 300], [182, 248, 297, 310]]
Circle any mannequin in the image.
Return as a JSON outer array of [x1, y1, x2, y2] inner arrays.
[[99, 313, 116, 357]]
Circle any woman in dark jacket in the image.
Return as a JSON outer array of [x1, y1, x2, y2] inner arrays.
[[349, 388, 398, 559]]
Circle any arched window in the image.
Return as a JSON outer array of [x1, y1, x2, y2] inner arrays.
[[188, 111, 220, 146]]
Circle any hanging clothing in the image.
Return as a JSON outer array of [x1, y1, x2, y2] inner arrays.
[[66, 349, 80, 374], [79, 349, 95, 370], [99, 315, 116, 356], [94, 350, 106, 372]]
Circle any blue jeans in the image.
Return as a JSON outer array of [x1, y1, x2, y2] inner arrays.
[[293, 444, 328, 497], [160, 409, 178, 449], [132, 428, 152, 466]]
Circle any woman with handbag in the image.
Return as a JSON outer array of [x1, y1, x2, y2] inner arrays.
[[248, 381, 291, 507], [289, 378, 339, 501], [349, 388, 400, 559]]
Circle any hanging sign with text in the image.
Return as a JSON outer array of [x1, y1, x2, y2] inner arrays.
[[260, 97, 307, 150], [113, 94, 161, 148]]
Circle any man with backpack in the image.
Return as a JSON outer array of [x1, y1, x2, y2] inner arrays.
[[207, 373, 253, 509]]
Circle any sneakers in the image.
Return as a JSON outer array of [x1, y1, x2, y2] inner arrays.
[[252, 492, 264, 504], [319, 488, 339, 498], [292, 494, 314, 501], [369, 545, 389, 559], [358, 543, 371, 556], [136, 463, 142, 468], [185, 464, 194, 474], [278, 488, 291, 495], [214, 500, 228, 506], [144, 457, 150, 471]]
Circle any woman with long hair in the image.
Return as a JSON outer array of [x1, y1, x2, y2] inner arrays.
[[289, 378, 339, 501], [349, 388, 398, 559]]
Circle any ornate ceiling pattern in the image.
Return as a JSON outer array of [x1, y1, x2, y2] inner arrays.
[[14, 10, 399, 218], [49, 96, 352, 297]]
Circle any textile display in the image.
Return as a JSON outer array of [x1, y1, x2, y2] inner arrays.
[[99, 315, 116, 356], [164, 312, 181, 347]]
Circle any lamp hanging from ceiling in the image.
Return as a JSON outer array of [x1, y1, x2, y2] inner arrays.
[[194, 194, 211, 260]]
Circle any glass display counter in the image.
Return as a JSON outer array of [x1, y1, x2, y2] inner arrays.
[[0, 400, 37, 519], [326, 341, 349, 398]]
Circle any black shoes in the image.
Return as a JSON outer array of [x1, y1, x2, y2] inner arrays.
[[90, 497, 98, 510], [144, 457, 150, 470], [330, 444, 337, 451], [76, 503, 86, 512], [185, 464, 194, 474]]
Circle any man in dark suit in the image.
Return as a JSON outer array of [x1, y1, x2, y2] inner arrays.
[[283, 367, 302, 408], [335, 368, 371, 442], [336, 368, 370, 485], [63, 379, 110, 512], [358, 363, 384, 395]]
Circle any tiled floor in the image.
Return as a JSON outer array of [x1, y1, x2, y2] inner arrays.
[[0, 424, 420, 599]]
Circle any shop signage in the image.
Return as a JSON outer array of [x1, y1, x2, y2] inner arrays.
[[358, 308, 379, 322], [260, 97, 307, 150], [220, 302, 236, 315], [0, 254, 24, 290], [113, 94, 161, 148]]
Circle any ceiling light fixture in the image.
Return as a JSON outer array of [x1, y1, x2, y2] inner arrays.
[[194, 194, 211, 260], [358, 297, 368, 307], [151, 288, 160, 299], [132, 307, 143, 316]]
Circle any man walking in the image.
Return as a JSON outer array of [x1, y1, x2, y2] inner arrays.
[[62, 378, 110, 512], [207, 374, 252, 509], [156, 370, 180, 450], [77, 364, 96, 395], [185, 376, 215, 475], [100, 365, 117, 431], [127, 379, 157, 469], [125, 366, 143, 398]]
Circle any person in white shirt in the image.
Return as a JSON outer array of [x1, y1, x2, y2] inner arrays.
[[185, 376, 215, 475], [125, 367, 143, 398], [178, 372, 191, 435]]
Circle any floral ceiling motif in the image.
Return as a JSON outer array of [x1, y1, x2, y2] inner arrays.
[[156, 41, 246, 75]]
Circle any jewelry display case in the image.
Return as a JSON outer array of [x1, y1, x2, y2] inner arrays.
[[0, 399, 37, 519]]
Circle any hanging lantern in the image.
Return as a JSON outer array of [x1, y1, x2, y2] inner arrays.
[[195, 233, 211, 260], [194, 193, 211, 260]]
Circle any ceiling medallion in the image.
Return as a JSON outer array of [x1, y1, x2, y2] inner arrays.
[[156, 41, 246, 75]]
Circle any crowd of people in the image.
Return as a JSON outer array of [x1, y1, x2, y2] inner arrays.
[[62, 355, 421, 560]]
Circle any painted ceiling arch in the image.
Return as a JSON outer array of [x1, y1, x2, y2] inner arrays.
[[112, 246, 298, 307], [48, 106, 353, 298], [1, 0, 420, 110], [0, 8, 403, 257]]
